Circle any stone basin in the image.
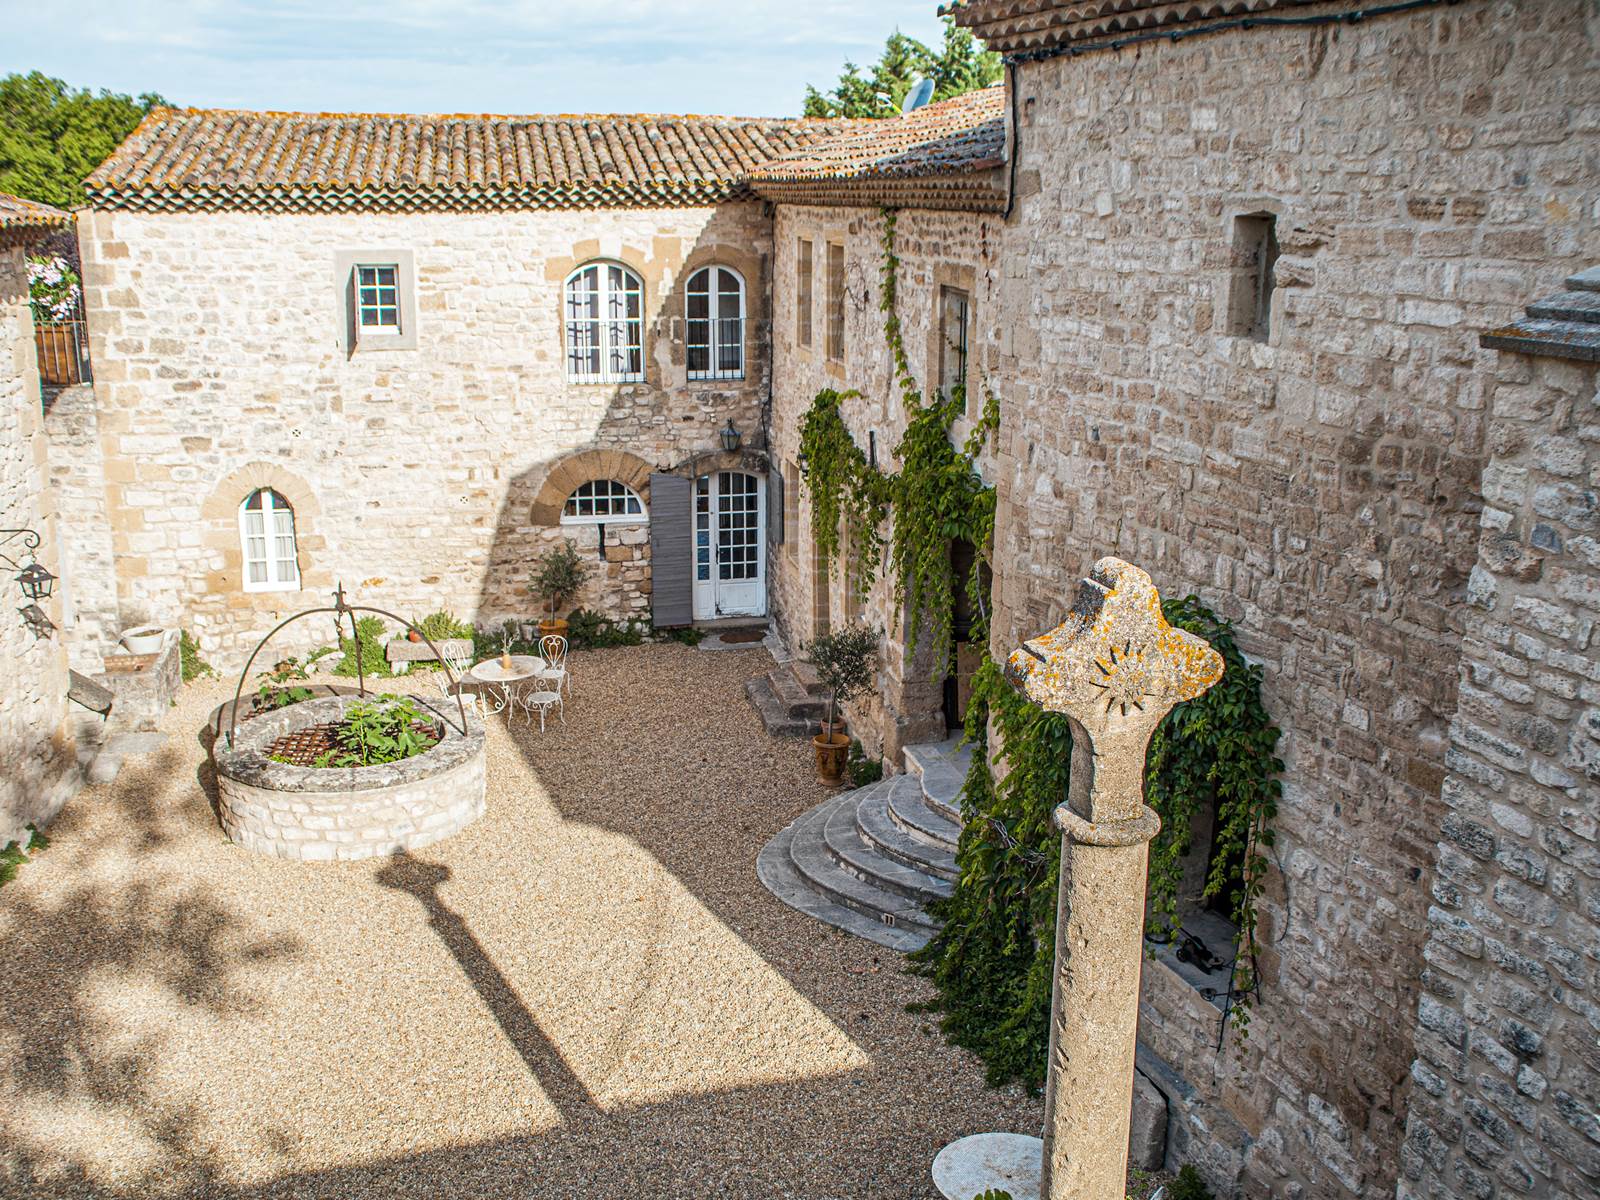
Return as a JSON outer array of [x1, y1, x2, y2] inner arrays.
[[212, 694, 486, 862]]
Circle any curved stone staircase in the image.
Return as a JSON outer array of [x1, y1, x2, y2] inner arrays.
[[757, 739, 971, 951]]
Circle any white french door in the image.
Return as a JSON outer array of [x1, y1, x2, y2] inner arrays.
[[692, 471, 766, 619]]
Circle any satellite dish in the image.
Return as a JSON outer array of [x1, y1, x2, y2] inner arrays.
[[902, 78, 934, 114]]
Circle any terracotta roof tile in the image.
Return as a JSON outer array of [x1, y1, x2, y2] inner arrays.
[[85, 109, 852, 213], [945, 0, 1315, 55], [749, 87, 1008, 213], [0, 191, 72, 235]]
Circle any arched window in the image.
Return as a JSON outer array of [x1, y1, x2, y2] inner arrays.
[[686, 266, 745, 381], [565, 262, 644, 383], [239, 488, 300, 592], [561, 479, 647, 525]]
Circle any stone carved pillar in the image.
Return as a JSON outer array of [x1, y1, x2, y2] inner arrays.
[[932, 558, 1223, 1200]]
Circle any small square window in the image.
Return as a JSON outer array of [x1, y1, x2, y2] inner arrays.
[[337, 250, 416, 354], [357, 264, 401, 332]]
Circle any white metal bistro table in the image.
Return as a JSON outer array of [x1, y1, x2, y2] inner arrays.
[[467, 655, 564, 728]]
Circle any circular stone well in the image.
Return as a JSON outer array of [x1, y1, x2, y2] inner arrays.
[[213, 695, 486, 862]]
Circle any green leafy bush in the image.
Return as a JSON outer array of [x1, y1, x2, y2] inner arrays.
[[332, 616, 392, 678], [847, 740, 883, 787], [1169, 1165, 1213, 1200], [416, 610, 473, 642], [0, 824, 49, 889], [657, 624, 705, 647], [180, 630, 214, 682], [310, 696, 437, 768], [566, 608, 647, 650]]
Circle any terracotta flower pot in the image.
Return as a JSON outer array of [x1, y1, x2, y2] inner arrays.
[[539, 617, 569, 639], [407, 630, 423, 643], [812, 731, 851, 786]]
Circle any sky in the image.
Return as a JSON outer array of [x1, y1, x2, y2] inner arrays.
[[0, 1, 953, 118]]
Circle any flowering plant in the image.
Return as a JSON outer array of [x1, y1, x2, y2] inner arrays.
[[27, 255, 81, 322]]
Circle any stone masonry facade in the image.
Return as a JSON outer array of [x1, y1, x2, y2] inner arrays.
[[767, 202, 1002, 763], [1397, 347, 1600, 1200], [0, 240, 77, 845], [961, 3, 1599, 1197], [74, 203, 773, 669]]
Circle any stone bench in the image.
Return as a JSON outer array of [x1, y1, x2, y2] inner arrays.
[[384, 637, 473, 666]]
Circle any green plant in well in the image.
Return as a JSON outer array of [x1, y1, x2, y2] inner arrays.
[[332, 616, 392, 679], [1169, 1164, 1214, 1200], [179, 630, 214, 682], [847, 739, 883, 787], [529, 541, 589, 621], [0, 824, 49, 889], [804, 623, 879, 732], [312, 695, 437, 768], [416, 610, 473, 642], [912, 597, 1282, 1085]]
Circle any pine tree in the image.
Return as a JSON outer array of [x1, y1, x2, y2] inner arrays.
[[803, 16, 1001, 119]]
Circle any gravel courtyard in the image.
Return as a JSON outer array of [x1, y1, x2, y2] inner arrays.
[[0, 643, 1037, 1199]]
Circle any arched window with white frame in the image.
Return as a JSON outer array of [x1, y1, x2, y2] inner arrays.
[[561, 479, 648, 525], [565, 262, 644, 383], [239, 488, 300, 592], [686, 265, 745, 382]]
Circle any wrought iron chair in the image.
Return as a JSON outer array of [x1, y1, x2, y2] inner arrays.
[[537, 634, 571, 697], [513, 680, 564, 731], [438, 641, 490, 716]]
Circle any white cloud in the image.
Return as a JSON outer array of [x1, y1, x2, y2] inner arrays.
[[0, 0, 950, 116]]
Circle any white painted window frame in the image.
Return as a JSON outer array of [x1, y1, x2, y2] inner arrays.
[[685, 265, 746, 382], [239, 488, 301, 593], [560, 479, 649, 526], [355, 263, 402, 336], [565, 262, 645, 384]]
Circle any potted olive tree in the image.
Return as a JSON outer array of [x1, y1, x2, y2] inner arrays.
[[530, 541, 589, 639], [804, 623, 879, 786]]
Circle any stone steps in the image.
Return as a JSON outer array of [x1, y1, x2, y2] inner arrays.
[[745, 659, 832, 738], [756, 739, 979, 949]]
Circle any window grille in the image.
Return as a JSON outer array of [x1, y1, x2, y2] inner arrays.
[[686, 266, 745, 381], [566, 263, 645, 383]]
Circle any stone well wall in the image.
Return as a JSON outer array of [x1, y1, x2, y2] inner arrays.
[[767, 202, 1001, 762], [77, 203, 774, 669], [0, 240, 77, 845], [214, 694, 486, 861], [984, 2, 1599, 1196]]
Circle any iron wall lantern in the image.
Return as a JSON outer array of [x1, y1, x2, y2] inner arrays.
[[16, 561, 55, 601], [720, 420, 742, 453]]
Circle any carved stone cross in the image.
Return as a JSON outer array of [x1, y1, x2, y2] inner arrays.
[[1005, 557, 1224, 1200]]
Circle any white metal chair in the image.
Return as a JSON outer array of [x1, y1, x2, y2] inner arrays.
[[537, 634, 571, 697], [514, 682, 564, 731], [438, 642, 493, 716]]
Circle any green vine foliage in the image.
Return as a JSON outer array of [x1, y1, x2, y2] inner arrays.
[[912, 596, 1283, 1086], [798, 208, 998, 671]]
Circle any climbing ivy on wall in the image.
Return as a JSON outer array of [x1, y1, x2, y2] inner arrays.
[[911, 597, 1284, 1085], [797, 207, 998, 667], [796, 206, 1282, 1080]]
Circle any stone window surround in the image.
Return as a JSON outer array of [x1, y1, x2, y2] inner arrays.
[[824, 239, 847, 367], [796, 237, 814, 349], [333, 248, 417, 354], [200, 463, 331, 608], [1219, 197, 1284, 345], [928, 263, 979, 415], [559, 478, 649, 526], [529, 448, 656, 528]]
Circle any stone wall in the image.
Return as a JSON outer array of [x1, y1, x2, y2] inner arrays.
[[77, 203, 774, 668], [983, 3, 1598, 1196], [0, 241, 78, 844], [1397, 349, 1599, 1200], [767, 202, 1001, 762], [42, 380, 119, 670]]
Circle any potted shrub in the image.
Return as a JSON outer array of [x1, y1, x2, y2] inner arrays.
[[804, 624, 879, 786], [529, 541, 589, 639]]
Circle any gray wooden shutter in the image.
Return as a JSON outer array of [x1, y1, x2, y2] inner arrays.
[[649, 472, 693, 627], [768, 467, 784, 548]]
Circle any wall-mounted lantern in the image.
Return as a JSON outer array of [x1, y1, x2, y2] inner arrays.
[[720, 419, 742, 453], [16, 561, 56, 602], [2, 528, 58, 637]]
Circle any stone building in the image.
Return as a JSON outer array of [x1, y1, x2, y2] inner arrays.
[[0, 192, 79, 844], [69, 109, 845, 667], [920, 2, 1593, 1198]]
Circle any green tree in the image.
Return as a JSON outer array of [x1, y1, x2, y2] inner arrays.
[[0, 72, 168, 208], [803, 16, 1002, 119]]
